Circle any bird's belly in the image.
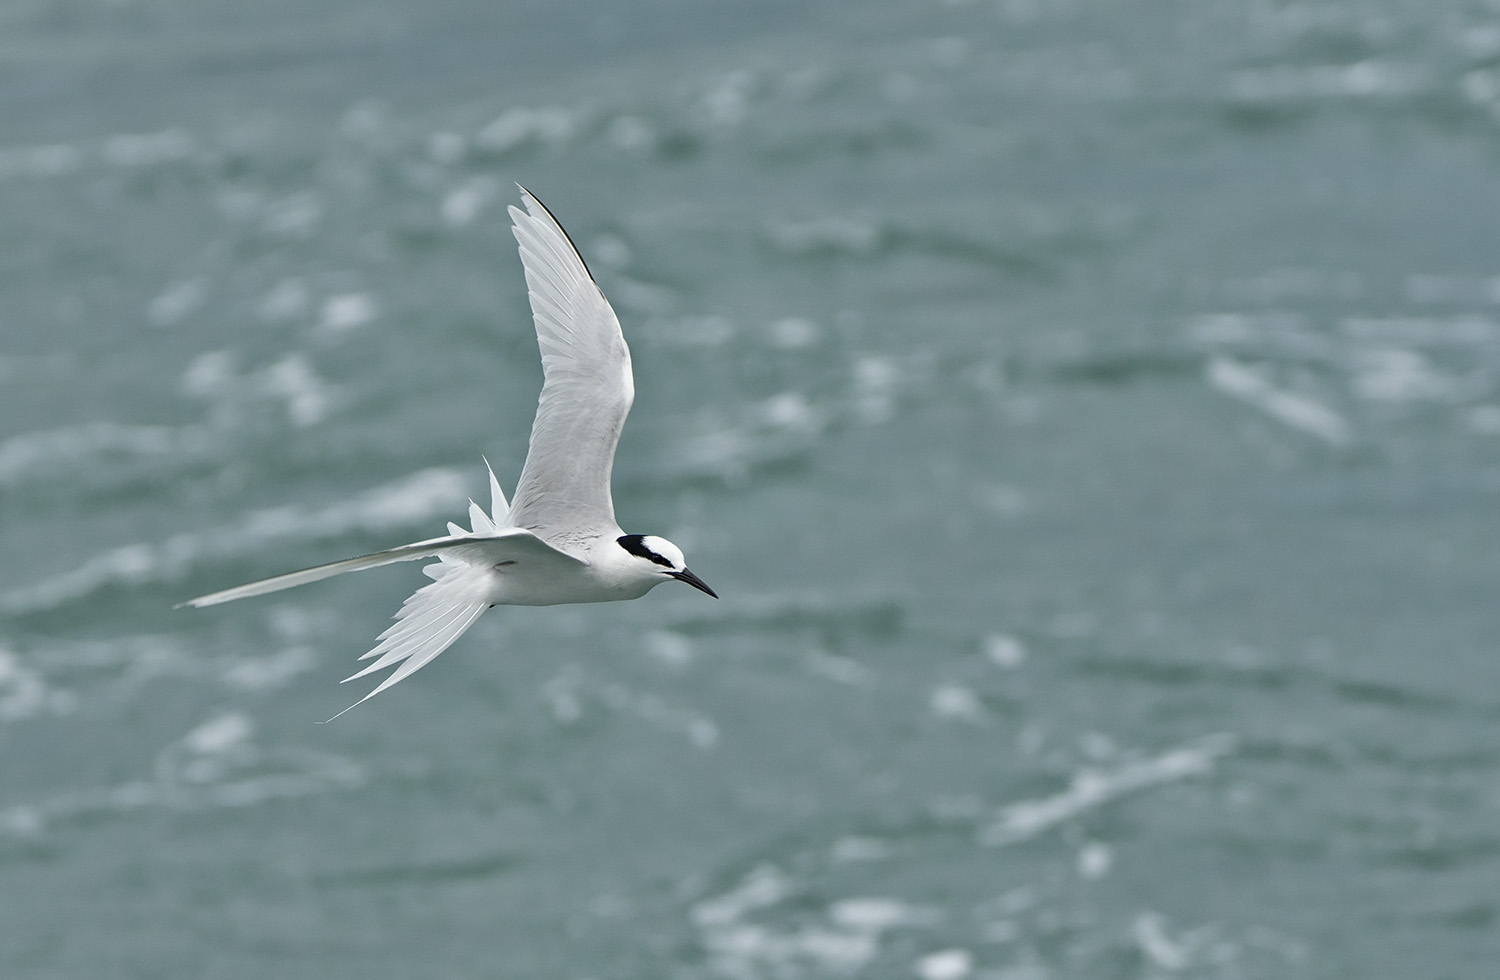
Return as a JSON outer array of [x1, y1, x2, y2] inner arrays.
[[486, 565, 652, 607]]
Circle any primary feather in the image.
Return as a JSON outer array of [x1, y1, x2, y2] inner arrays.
[[505, 187, 635, 545], [322, 562, 494, 722]]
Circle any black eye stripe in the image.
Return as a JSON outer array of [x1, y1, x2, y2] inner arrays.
[[617, 534, 673, 568]]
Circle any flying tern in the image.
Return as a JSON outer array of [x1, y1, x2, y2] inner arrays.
[[180, 187, 717, 718]]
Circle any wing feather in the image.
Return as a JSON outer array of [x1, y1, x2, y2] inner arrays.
[[505, 186, 633, 541], [344, 565, 491, 681], [484, 456, 509, 524], [177, 534, 474, 608], [322, 563, 493, 722], [177, 525, 581, 609]]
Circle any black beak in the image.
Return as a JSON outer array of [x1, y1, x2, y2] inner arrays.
[[670, 568, 718, 598]]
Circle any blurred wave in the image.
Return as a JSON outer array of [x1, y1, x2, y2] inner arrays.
[[3, 1, 1499, 978]]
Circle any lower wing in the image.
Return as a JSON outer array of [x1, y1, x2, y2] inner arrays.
[[323, 560, 496, 721], [179, 527, 586, 721], [176, 526, 581, 608]]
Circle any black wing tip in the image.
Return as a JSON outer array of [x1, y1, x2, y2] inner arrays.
[[513, 184, 596, 283]]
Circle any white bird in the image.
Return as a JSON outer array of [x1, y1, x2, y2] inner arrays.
[[180, 187, 717, 719]]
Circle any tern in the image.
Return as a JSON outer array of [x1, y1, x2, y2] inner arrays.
[[180, 187, 717, 718]]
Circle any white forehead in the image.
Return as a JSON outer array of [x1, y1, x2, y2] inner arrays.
[[640, 535, 684, 567]]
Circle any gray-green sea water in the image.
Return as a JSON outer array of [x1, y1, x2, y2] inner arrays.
[[3, 1, 1499, 977]]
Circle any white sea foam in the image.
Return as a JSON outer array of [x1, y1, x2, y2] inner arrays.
[[1184, 312, 1329, 358], [604, 114, 656, 153], [640, 629, 695, 667], [1465, 405, 1500, 434], [1458, 16, 1500, 57], [930, 683, 986, 723], [700, 70, 758, 128], [0, 142, 84, 178], [1341, 314, 1499, 346], [1205, 358, 1352, 446], [642, 314, 736, 347], [257, 353, 340, 426], [258, 278, 311, 322], [102, 129, 196, 167], [1229, 61, 1427, 102], [542, 665, 718, 749], [765, 316, 823, 350], [1076, 841, 1112, 879], [0, 422, 209, 486], [608, 276, 678, 315], [671, 390, 827, 480], [317, 292, 379, 333], [588, 233, 632, 270], [702, 923, 878, 979], [0, 647, 73, 721], [147, 277, 210, 327], [692, 865, 795, 928], [181, 349, 238, 397], [261, 191, 322, 237], [803, 650, 874, 688], [20, 626, 306, 698], [767, 215, 884, 256], [851, 354, 903, 423], [983, 633, 1027, 668], [441, 176, 500, 227], [829, 836, 892, 863], [0, 713, 361, 836], [981, 734, 1234, 846], [338, 100, 389, 142], [425, 130, 467, 164], [1462, 68, 1500, 108], [475, 106, 575, 154], [975, 483, 1027, 519], [1133, 912, 1192, 971], [916, 948, 974, 980], [222, 644, 318, 691], [214, 186, 267, 222], [691, 865, 939, 980], [1349, 348, 1464, 403], [182, 350, 343, 427], [827, 897, 938, 932]]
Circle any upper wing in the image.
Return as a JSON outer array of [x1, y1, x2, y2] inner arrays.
[[177, 525, 582, 608], [505, 187, 634, 542]]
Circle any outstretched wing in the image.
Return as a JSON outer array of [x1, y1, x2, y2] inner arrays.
[[506, 186, 634, 542], [181, 522, 588, 721], [177, 524, 581, 608], [323, 561, 495, 721]]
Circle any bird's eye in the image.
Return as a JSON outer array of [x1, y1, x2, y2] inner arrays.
[[617, 534, 673, 568]]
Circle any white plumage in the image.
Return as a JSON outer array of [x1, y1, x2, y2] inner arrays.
[[181, 187, 717, 719]]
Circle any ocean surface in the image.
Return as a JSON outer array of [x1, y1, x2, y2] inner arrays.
[[3, 1, 1499, 977]]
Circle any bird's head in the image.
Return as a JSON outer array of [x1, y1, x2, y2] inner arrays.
[[616, 534, 717, 598]]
